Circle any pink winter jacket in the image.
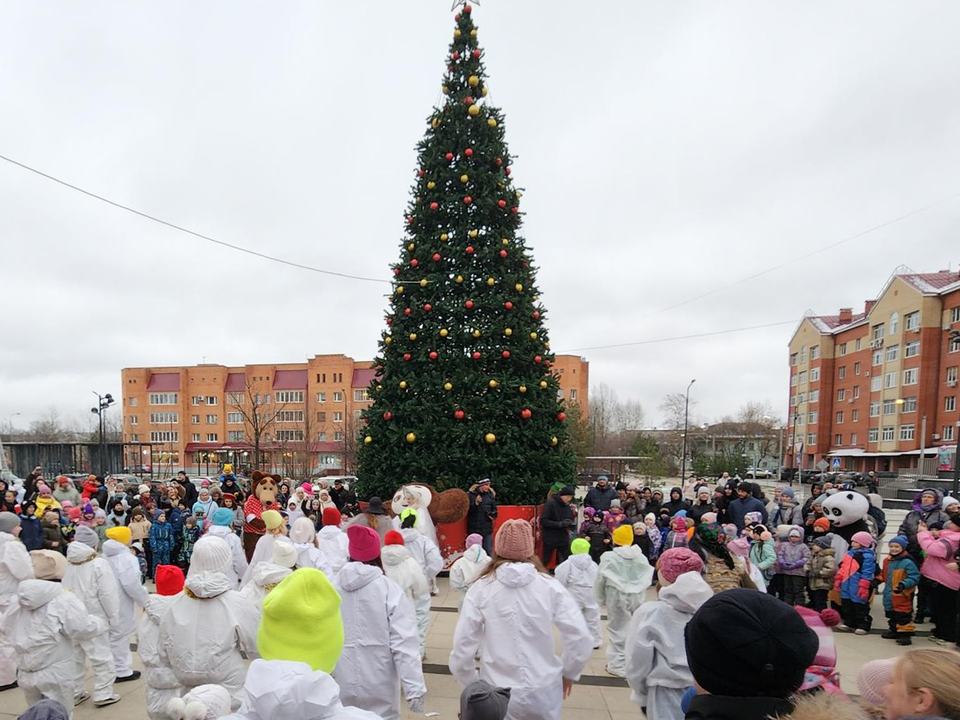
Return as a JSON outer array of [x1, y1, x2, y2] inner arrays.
[[917, 530, 960, 590]]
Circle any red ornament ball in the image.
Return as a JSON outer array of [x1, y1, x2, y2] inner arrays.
[[432, 253, 441, 262], [452, 51, 460, 60], [521, 408, 532, 420], [511, 207, 519, 214], [499, 249, 507, 258], [445, 152, 454, 161], [383, 411, 392, 421], [410, 259, 419, 267], [463, 196, 473, 204], [393, 268, 400, 276], [403, 353, 411, 361], [498, 199, 507, 208], [506, 167, 512, 176], [504, 301, 513, 310], [407, 216, 414, 224], [464, 96, 474, 106], [472, 49, 481, 59], [557, 412, 567, 422], [454, 13, 460, 21], [495, 157, 503, 167], [532, 311, 540, 319], [429, 202, 439, 211], [534, 355, 542, 364], [417, 169, 425, 177], [464, 148, 474, 157], [465, 300, 474, 309], [472, 351, 481, 360], [386, 317, 393, 325], [464, 3, 472, 13], [403, 308, 412, 316], [466, 246, 475, 255], [454, 409, 465, 420], [429, 351, 438, 360], [423, 303, 433, 312], [502, 350, 510, 359]]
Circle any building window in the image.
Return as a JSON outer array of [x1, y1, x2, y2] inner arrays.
[[807, 433, 817, 445], [129, 416, 138, 425], [836, 411, 844, 424], [129, 434, 139, 442], [316, 412, 327, 422], [191, 433, 200, 442], [810, 368, 820, 382], [191, 415, 200, 424], [871, 376, 882, 392], [885, 372, 898, 389], [952, 337, 960, 353], [149, 393, 178, 405], [191, 396, 203, 406], [905, 311, 920, 331], [204, 396, 217, 406], [318, 432, 327, 441], [947, 397, 957, 413], [354, 389, 370, 402], [835, 433, 843, 445], [953, 307, 960, 324], [228, 431, 245, 443], [791, 374, 798, 387], [852, 409, 859, 422], [949, 367, 960, 384], [570, 389, 577, 400], [811, 345, 820, 360], [890, 312, 899, 335], [333, 392, 344, 403], [854, 361, 861, 375], [869, 401, 880, 417], [798, 371, 807, 384], [882, 426, 895, 441], [276, 410, 305, 423], [790, 395, 798, 407], [334, 432, 344, 442], [883, 400, 897, 415], [129, 397, 138, 407], [853, 386, 860, 399], [149, 412, 179, 424], [945, 425, 956, 442], [886, 345, 899, 362], [149, 431, 179, 443], [205, 433, 217, 442], [317, 393, 326, 403], [275, 391, 304, 404], [872, 324, 885, 341], [839, 366, 846, 380], [790, 353, 798, 366], [837, 389, 846, 401], [839, 343, 848, 356], [227, 412, 243, 424], [226, 393, 243, 405], [809, 389, 819, 403], [797, 415, 804, 426], [333, 412, 343, 423], [851, 432, 858, 444], [872, 350, 883, 366], [205, 414, 218, 424], [800, 347, 807, 363], [899, 424, 915, 441], [808, 411, 818, 423], [905, 340, 920, 358], [902, 397, 917, 413], [856, 338, 863, 351], [903, 368, 919, 386], [868, 428, 879, 443], [275, 430, 304, 443]]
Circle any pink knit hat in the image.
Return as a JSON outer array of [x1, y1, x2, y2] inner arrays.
[[851, 531, 875, 548], [346, 525, 381, 562], [657, 548, 703, 584], [301, 483, 315, 496], [727, 536, 750, 557], [495, 519, 535, 560], [465, 533, 483, 549], [857, 657, 898, 705], [700, 512, 718, 524]]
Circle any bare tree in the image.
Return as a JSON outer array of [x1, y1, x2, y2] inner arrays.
[[615, 399, 645, 433], [230, 377, 284, 470], [27, 408, 73, 442]]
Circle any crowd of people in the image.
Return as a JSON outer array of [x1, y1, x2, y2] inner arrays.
[[6, 466, 960, 720]]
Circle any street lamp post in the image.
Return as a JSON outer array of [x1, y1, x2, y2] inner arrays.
[[90, 392, 115, 476], [680, 379, 696, 481]]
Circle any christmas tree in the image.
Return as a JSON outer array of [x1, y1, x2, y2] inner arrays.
[[356, 3, 576, 506]]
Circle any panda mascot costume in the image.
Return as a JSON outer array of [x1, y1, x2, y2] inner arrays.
[[821, 490, 874, 549]]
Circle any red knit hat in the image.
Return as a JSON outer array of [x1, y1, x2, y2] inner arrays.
[[813, 518, 831, 532], [322, 507, 342, 527], [155, 565, 185, 596], [347, 525, 381, 562], [385, 530, 404, 546]]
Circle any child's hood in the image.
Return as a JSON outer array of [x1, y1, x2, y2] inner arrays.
[[184, 571, 233, 599], [66, 541, 97, 564], [496, 561, 538, 588], [240, 658, 345, 720], [101, 539, 129, 558], [381, 544, 412, 567], [336, 561, 382, 592], [253, 562, 292, 588], [17, 579, 62, 609], [659, 571, 713, 614]]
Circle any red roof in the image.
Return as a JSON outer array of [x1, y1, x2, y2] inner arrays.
[[812, 312, 866, 330], [352, 368, 377, 388], [272, 370, 308, 389], [147, 373, 181, 391], [901, 271, 960, 293], [224, 373, 246, 392]]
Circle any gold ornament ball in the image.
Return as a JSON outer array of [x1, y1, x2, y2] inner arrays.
[[532, 295, 539, 302], [504, 328, 512, 336], [488, 380, 498, 389], [484, 433, 496, 445], [431, 118, 440, 129], [481, 87, 488, 97], [468, 75, 479, 87], [544, 341, 550, 349], [443, 382, 453, 391], [539, 381, 548, 389], [455, 275, 464, 283], [399, 381, 408, 389], [376, 385, 383, 391], [427, 181, 435, 189], [473, 329, 481, 338], [409, 333, 418, 341], [453, 29, 461, 38], [461, 174, 469, 183], [486, 277, 495, 286], [469, 229, 478, 238], [519, 385, 527, 394], [468, 104, 480, 116], [396, 286, 404, 294], [551, 436, 558, 446], [487, 118, 497, 127], [442, 85, 449, 94], [501, 238, 509, 245], [515, 283, 523, 292], [470, 29, 478, 37], [364, 436, 372, 445], [440, 328, 449, 337], [408, 242, 415, 251], [406, 432, 416, 444], [530, 332, 538, 340], [419, 279, 427, 287], [385, 336, 392, 345]]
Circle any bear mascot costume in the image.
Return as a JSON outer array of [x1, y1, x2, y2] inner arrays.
[[243, 471, 282, 561]]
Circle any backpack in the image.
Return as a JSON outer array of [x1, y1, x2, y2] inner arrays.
[[866, 505, 887, 537]]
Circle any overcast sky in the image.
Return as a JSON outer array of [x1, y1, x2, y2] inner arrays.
[[2, 1, 959, 431]]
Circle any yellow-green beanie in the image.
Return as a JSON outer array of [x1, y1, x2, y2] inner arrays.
[[571, 538, 590, 555], [258, 568, 343, 672], [262, 509, 283, 531]]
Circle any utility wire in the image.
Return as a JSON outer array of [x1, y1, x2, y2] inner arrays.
[[562, 319, 797, 353], [0, 152, 389, 284]]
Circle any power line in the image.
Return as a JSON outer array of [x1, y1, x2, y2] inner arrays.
[[561, 319, 797, 353], [0, 152, 390, 284]]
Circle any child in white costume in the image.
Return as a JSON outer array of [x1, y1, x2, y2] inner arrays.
[[102, 525, 150, 683], [139, 564, 186, 720], [625, 548, 713, 720], [398, 509, 443, 595], [318, 507, 350, 575], [0, 512, 34, 691], [241, 510, 285, 588], [596, 524, 654, 679], [449, 533, 491, 608], [554, 537, 602, 648], [240, 537, 297, 612], [207, 508, 248, 587], [289, 517, 333, 575], [382, 530, 432, 659]]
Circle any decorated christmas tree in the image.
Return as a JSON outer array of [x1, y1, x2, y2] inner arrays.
[[356, 3, 576, 506]]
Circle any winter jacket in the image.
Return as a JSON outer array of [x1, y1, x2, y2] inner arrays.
[[381, 545, 430, 603], [129, 517, 152, 542], [596, 545, 655, 613], [917, 530, 960, 590], [159, 571, 261, 705], [882, 554, 920, 613], [727, 496, 768, 532], [701, 553, 748, 594], [450, 561, 593, 720], [555, 552, 598, 594], [467, 487, 498, 536], [899, 488, 951, 557], [149, 520, 175, 557], [52, 483, 81, 507], [748, 537, 776, 578], [689, 502, 716, 525], [808, 547, 837, 591], [40, 516, 63, 552], [317, 526, 349, 575], [206, 525, 249, 586], [449, 545, 491, 594], [836, 548, 877, 604], [686, 691, 861, 720], [221, 658, 383, 720], [62, 541, 121, 626], [625, 571, 713, 707], [102, 538, 150, 637], [0, 531, 33, 599], [776, 539, 811, 577], [292, 541, 331, 575], [399, 528, 443, 582], [769, 500, 803, 528], [604, 508, 627, 533], [34, 495, 62, 519], [584, 485, 618, 513], [19, 514, 43, 551], [137, 594, 182, 694], [661, 489, 691, 517], [540, 496, 576, 545], [579, 517, 611, 554], [333, 562, 426, 720]]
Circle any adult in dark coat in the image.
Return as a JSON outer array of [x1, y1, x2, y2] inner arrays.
[[540, 486, 576, 568], [583, 477, 618, 513], [467, 478, 498, 555], [800, 482, 824, 523], [661, 487, 691, 517], [727, 483, 769, 532], [174, 471, 198, 508], [329, 479, 357, 512], [93, 477, 109, 509], [689, 487, 717, 525]]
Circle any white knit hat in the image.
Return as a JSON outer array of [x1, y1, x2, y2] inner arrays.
[[74, 525, 99, 549], [167, 684, 232, 720], [187, 536, 232, 576], [289, 517, 316, 545], [139, 484, 151, 495], [271, 537, 299, 569], [857, 657, 898, 706]]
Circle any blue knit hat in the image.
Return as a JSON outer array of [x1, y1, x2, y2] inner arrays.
[[888, 535, 909, 551], [192, 502, 207, 515], [212, 507, 234, 527]]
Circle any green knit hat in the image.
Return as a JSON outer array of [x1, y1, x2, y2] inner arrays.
[[258, 568, 344, 672]]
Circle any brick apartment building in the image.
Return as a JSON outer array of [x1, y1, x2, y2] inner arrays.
[[786, 267, 960, 475], [121, 353, 589, 477]]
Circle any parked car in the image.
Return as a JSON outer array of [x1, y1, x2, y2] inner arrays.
[[744, 468, 774, 479]]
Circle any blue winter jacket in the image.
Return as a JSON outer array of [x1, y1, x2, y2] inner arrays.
[[838, 547, 877, 604], [727, 496, 768, 532]]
